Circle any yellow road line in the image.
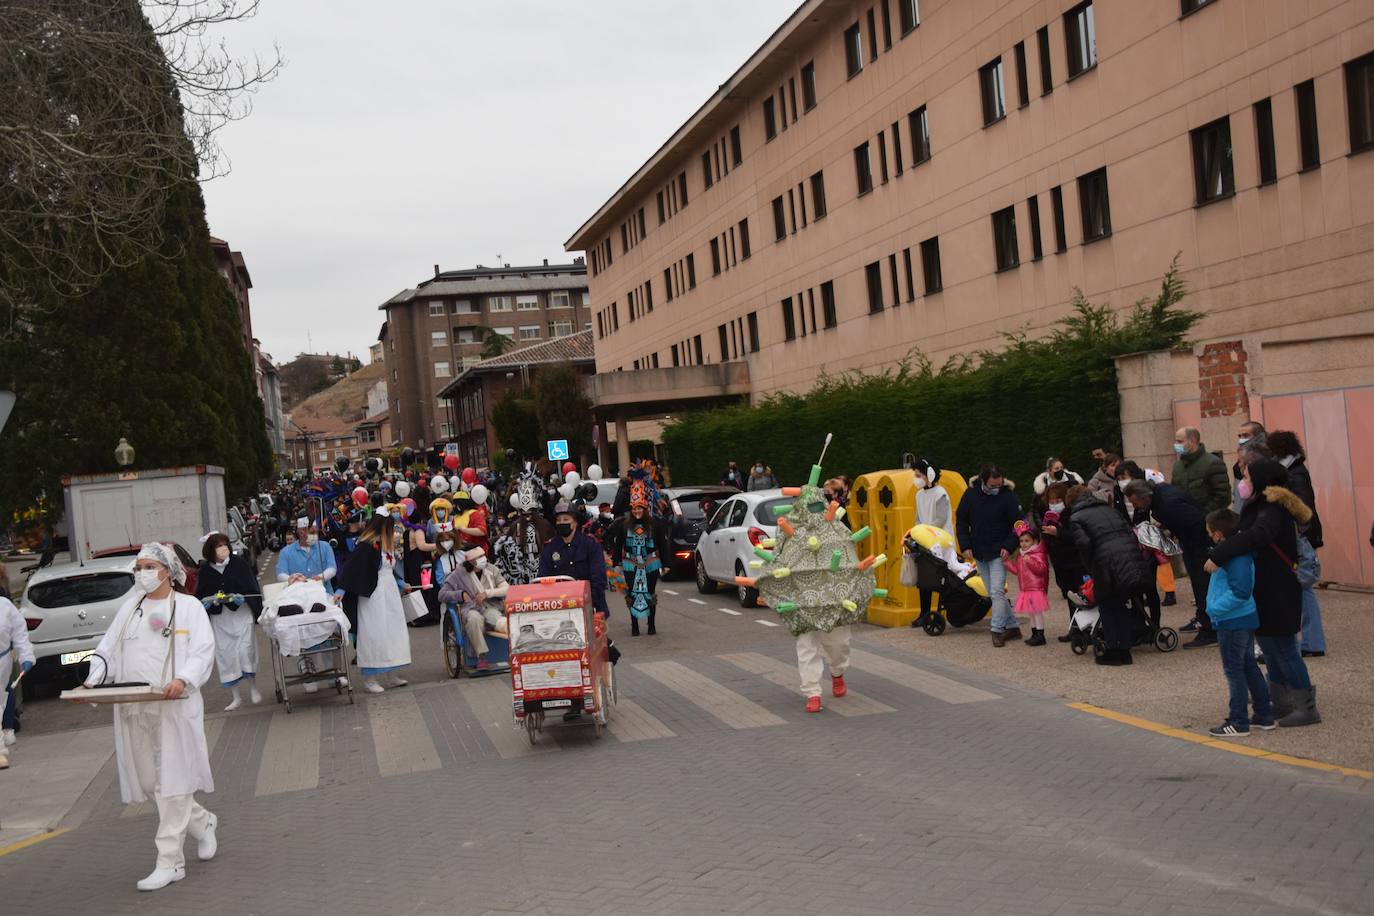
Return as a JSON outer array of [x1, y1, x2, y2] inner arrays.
[[1067, 703, 1374, 779], [0, 827, 71, 858]]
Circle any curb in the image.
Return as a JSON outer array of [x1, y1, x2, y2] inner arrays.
[[0, 827, 70, 858], [1067, 702, 1374, 779]]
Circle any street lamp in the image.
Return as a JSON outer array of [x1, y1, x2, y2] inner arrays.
[[114, 437, 135, 468]]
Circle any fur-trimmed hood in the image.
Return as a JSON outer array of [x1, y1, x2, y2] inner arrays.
[[1264, 485, 1312, 525], [967, 475, 1016, 491]]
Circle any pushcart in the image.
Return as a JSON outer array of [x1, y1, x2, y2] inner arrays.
[[508, 576, 615, 743], [260, 581, 354, 713]]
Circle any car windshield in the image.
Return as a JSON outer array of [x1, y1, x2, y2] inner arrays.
[[674, 495, 713, 520], [753, 498, 793, 527], [27, 572, 133, 608]]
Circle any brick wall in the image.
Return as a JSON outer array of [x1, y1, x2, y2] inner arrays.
[[1198, 341, 1249, 419]]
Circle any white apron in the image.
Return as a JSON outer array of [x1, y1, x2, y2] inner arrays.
[[357, 551, 411, 674], [210, 604, 258, 686], [87, 592, 216, 804]]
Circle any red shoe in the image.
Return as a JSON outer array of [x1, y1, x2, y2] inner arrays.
[[831, 675, 847, 698], [805, 696, 822, 713]]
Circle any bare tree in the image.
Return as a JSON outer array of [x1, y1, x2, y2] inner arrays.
[[0, 0, 282, 335]]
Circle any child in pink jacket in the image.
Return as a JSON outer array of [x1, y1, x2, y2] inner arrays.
[[1005, 519, 1051, 646]]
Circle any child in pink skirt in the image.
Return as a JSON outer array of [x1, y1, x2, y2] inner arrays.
[[1005, 519, 1051, 646]]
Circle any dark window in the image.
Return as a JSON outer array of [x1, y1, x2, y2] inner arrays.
[[1027, 195, 1043, 260], [854, 142, 874, 195], [1078, 167, 1112, 241], [865, 261, 884, 313], [1295, 79, 1321, 170], [710, 238, 722, 276], [810, 171, 827, 219], [877, 130, 889, 183], [1050, 185, 1067, 252], [1181, 0, 1214, 13], [782, 297, 797, 341], [787, 188, 797, 232], [1037, 26, 1053, 95], [788, 79, 799, 124], [738, 218, 751, 259], [867, 8, 878, 61], [821, 281, 837, 328], [686, 254, 696, 289], [729, 125, 743, 166], [26, 571, 134, 608], [920, 237, 942, 293], [664, 268, 673, 302], [902, 248, 915, 300], [796, 182, 807, 227], [1191, 117, 1235, 204], [881, 0, 893, 49], [671, 344, 679, 367], [694, 335, 703, 365], [898, 0, 919, 34], [747, 312, 760, 352], [620, 223, 628, 254], [844, 23, 863, 77], [778, 87, 789, 132], [802, 61, 818, 111], [762, 97, 777, 141], [891, 121, 904, 175], [639, 208, 646, 239], [719, 325, 729, 361], [656, 191, 666, 224], [1347, 52, 1374, 153], [772, 196, 787, 241], [1064, 2, 1097, 79], [645, 280, 653, 312], [888, 254, 900, 307], [1014, 42, 1030, 108], [992, 206, 1019, 270], [1253, 98, 1277, 184], [702, 151, 713, 189], [980, 58, 1007, 125], [909, 105, 931, 164], [679, 171, 689, 206]]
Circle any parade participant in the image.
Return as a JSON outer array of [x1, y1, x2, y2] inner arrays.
[[401, 497, 439, 626], [538, 501, 609, 618], [194, 532, 263, 711], [1004, 520, 1051, 645], [73, 543, 217, 891], [1, 564, 35, 766], [583, 501, 616, 545], [608, 496, 672, 636], [276, 518, 339, 593], [495, 464, 555, 584], [337, 508, 413, 694], [333, 512, 366, 570], [746, 460, 779, 491], [436, 547, 510, 669], [1032, 457, 1085, 496], [909, 458, 954, 631], [453, 489, 490, 554], [431, 526, 463, 591], [955, 465, 1023, 647]]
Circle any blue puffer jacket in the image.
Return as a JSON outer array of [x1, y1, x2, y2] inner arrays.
[[955, 483, 1022, 561], [1206, 551, 1259, 631]]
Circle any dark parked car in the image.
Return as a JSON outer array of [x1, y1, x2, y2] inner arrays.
[[661, 487, 739, 578]]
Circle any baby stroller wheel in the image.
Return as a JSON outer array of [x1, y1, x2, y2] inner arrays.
[[922, 614, 947, 637], [1154, 627, 1179, 653], [1092, 637, 1106, 658], [1070, 637, 1088, 656]]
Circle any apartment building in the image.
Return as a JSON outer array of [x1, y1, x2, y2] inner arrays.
[[379, 261, 592, 448]]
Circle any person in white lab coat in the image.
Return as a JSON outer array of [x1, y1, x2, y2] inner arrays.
[[1, 563, 36, 768], [72, 542, 218, 891]]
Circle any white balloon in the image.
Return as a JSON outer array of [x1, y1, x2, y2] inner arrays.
[[587, 464, 603, 481], [558, 482, 576, 499], [394, 481, 412, 498], [471, 484, 489, 505], [565, 471, 581, 487], [431, 475, 450, 495]]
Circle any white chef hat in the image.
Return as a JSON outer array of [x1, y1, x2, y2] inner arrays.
[[296, 517, 310, 529], [137, 542, 186, 585]]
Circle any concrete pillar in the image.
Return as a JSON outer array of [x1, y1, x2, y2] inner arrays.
[[615, 415, 631, 476], [595, 418, 609, 470]]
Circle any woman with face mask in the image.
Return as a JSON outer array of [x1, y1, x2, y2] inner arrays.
[[73, 543, 218, 891], [607, 497, 673, 635], [194, 532, 263, 711], [746, 460, 779, 491], [336, 509, 413, 694], [909, 459, 955, 631]]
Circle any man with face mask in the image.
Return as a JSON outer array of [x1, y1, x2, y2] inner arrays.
[[275, 518, 339, 594], [537, 501, 609, 619], [1170, 426, 1230, 512], [954, 465, 1025, 647], [746, 461, 779, 491]]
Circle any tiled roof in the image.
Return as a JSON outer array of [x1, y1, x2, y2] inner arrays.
[[436, 330, 594, 398], [379, 274, 587, 308]]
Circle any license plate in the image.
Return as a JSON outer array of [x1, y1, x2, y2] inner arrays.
[[543, 698, 572, 708], [61, 649, 96, 666]]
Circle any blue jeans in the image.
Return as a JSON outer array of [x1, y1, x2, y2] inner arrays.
[[1256, 634, 1312, 691], [978, 558, 1015, 632], [1216, 629, 1271, 727], [1300, 587, 1326, 653]]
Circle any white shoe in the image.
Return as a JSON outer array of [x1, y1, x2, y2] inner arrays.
[[197, 814, 218, 861], [386, 674, 408, 688], [336, 677, 349, 688], [303, 681, 319, 694], [137, 866, 185, 891], [1, 728, 15, 747], [248, 685, 263, 704], [363, 679, 384, 694], [223, 697, 242, 712], [0, 751, 9, 769]]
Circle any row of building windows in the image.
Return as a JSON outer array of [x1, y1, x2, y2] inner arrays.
[[670, 335, 705, 368], [772, 170, 827, 241], [656, 170, 690, 225], [981, 1, 1094, 129], [663, 253, 697, 303], [709, 217, 751, 276], [701, 125, 744, 189], [596, 302, 619, 340], [423, 291, 582, 318], [620, 207, 646, 255], [781, 281, 838, 342], [844, 1, 920, 80], [718, 311, 761, 360], [627, 281, 653, 322], [589, 238, 613, 277]]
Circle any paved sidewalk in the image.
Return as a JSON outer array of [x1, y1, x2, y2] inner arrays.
[[0, 723, 111, 848]]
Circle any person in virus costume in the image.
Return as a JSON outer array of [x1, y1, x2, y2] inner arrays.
[[749, 436, 886, 713]]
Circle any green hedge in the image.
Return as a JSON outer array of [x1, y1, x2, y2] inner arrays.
[[662, 262, 1197, 504]]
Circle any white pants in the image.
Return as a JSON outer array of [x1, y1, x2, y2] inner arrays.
[[124, 707, 213, 869], [462, 604, 506, 657], [796, 626, 852, 698]]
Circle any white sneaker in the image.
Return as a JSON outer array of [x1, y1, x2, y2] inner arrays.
[[303, 681, 319, 694], [1, 728, 15, 747], [248, 685, 263, 704], [137, 866, 185, 891], [386, 674, 408, 688], [336, 677, 349, 688], [223, 697, 242, 712], [363, 679, 384, 694], [0, 751, 9, 769], [197, 813, 218, 861]]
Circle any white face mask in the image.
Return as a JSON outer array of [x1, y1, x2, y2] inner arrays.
[[438, 540, 453, 552], [306, 534, 319, 546], [476, 557, 488, 570], [214, 546, 231, 563], [1048, 502, 1065, 513], [1116, 479, 1129, 491], [135, 568, 165, 593], [914, 476, 927, 490]]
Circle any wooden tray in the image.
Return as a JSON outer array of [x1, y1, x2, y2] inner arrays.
[[60, 685, 182, 704]]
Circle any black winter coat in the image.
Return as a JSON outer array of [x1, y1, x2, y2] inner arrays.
[[1068, 496, 1152, 601], [1281, 456, 1323, 548], [955, 484, 1022, 561], [194, 556, 263, 620], [1036, 505, 1087, 595], [1208, 460, 1309, 637], [1146, 483, 1208, 550]]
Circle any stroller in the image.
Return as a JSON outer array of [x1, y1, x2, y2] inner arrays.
[[1067, 577, 1179, 656], [905, 536, 993, 637]]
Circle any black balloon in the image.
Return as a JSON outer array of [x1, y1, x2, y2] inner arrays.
[[364, 457, 381, 473], [505, 448, 517, 463], [401, 447, 415, 466], [370, 491, 386, 507], [334, 456, 350, 473], [578, 481, 599, 501]]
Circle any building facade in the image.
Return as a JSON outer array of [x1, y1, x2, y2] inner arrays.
[[567, 0, 1374, 581], [209, 235, 254, 357], [379, 261, 593, 449]]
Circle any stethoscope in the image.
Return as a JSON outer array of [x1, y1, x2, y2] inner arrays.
[[128, 593, 177, 638]]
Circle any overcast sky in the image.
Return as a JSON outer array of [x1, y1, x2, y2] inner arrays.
[[199, 0, 801, 365]]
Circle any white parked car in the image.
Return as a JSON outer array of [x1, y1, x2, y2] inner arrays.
[[693, 488, 791, 607]]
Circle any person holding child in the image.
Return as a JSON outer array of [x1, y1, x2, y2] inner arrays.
[[1004, 520, 1050, 646], [1202, 509, 1275, 737]]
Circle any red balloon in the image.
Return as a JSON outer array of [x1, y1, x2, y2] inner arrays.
[[351, 487, 368, 507], [461, 467, 477, 485], [444, 454, 460, 471], [404, 470, 414, 480], [562, 462, 576, 475]]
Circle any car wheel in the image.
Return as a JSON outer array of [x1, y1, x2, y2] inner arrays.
[[735, 561, 759, 608], [694, 553, 718, 594]]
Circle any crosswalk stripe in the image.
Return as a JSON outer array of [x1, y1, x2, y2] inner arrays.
[[606, 698, 676, 742], [717, 607, 743, 616], [847, 648, 999, 704], [255, 706, 321, 796], [719, 652, 896, 717], [460, 676, 556, 758], [662, 589, 679, 596], [634, 660, 786, 730], [687, 598, 707, 605], [754, 620, 779, 627], [369, 690, 442, 777]]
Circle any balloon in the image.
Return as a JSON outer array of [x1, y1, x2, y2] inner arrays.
[[379, 480, 392, 492], [431, 475, 450, 495], [587, 464, 603, 481], [471, 484, 489, 505], [401, 497, 417, 518], [565, 471, 581, 487], [370, 491, 386, 508], [364, 457, 380, 473], [401, 447, 415, 466], [443, 454, 460, 471], [562, 461, 576, 476], [461, 467, 477, 486], [395, 481, 412, 498], [578, 481, 599, 502], [558, 482, 576, 500], [334, 455, 350, 473], [352, 487, 368, 507]]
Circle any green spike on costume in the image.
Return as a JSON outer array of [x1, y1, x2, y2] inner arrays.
[[830, 549, 843, 570], [850, 526, 871, 543], [808, 464, 823, 487], [776, 602, 797, 614], [872, 588, 889, 598], [753, 546, 774, 561]]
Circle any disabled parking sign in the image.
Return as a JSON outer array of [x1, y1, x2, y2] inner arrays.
[[546, 439, 569, 462]]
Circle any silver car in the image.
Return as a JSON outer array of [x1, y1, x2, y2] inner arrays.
[[17, 556, 138, 694]]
